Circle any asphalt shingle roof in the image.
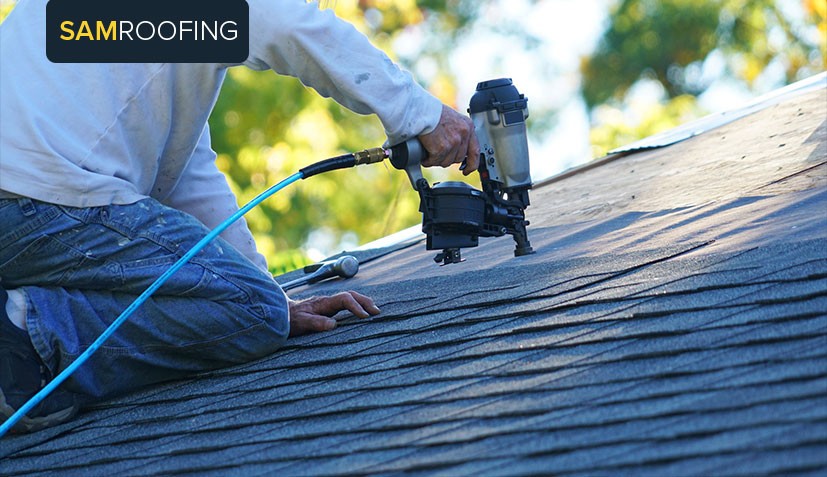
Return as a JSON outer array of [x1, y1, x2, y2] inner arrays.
[[2, 80, 825, 475]]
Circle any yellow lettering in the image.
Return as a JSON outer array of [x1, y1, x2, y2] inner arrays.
[[75, 21, 93, 41], [59, 20, 75, 40], [96, 21, 116, 41]]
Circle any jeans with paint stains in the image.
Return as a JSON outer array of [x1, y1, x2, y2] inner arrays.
[[0, 197, 289, 401]]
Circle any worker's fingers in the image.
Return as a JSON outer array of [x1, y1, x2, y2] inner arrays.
[[289, 312, 336, 337], [287, 290, 382, 337], [320, 291, 380, 319], [287, 292, 380, 337], [287, 291, 380, 337], [418, 105, 478, 173], [463, 132, 481, 176], [447, 130, 469, 168], [436, 140, 462, 169], [348, 291, 382, 316]]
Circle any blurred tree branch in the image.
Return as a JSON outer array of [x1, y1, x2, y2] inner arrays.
[[582, 0, 825, 157]]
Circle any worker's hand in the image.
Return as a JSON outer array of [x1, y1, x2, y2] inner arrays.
[[418, 104, 480, 176], [287, 291, 381, 337]]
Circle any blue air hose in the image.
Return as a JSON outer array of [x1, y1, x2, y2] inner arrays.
[[0, 147, 388, 436]]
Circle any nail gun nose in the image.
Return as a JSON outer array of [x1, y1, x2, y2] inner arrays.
[[280, 255, 359, 290]]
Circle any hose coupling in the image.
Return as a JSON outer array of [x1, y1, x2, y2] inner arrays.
[[354, 147, 389, 165]]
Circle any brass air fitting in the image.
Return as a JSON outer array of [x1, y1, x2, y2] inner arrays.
[[354, 147, 389, 165]]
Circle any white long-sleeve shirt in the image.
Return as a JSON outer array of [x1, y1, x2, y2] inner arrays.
[[0, 0, 442, 270]]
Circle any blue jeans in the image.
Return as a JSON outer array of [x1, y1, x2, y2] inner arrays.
[[0, 197, 289, 400]]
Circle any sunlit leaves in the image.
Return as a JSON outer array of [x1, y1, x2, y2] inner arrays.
[[583, 0, 824, 160], [805, 0, 827, 52], [589, 95, 704, 157], [583, 0, 725, 107], [582, 0, 825, 109]]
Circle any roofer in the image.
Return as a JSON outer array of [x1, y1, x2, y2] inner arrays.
[[0, 0, 480, 433]]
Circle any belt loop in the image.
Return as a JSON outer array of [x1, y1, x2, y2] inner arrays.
[[18, 198, 36, 217]]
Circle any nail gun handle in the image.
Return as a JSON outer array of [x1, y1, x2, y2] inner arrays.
[[389, 138, 427, 170], [389, 139, 429, 191]]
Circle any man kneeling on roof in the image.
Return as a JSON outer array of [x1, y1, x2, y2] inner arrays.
[[0, 0, 479, 433]]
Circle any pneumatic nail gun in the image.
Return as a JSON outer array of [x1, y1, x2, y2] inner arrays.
[[389, 78, 534, 265]]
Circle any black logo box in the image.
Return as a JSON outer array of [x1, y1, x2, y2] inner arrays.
[[46, 0, 249, 63]]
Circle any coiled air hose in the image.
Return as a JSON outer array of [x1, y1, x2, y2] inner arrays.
[[0, 147, 388, 436]]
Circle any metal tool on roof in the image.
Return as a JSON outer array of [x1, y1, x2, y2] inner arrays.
[[388, 78, 535, 265], [280, 255, 359, 290]]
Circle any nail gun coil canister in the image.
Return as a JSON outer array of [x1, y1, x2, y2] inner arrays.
[[423, 181, 485, 250]]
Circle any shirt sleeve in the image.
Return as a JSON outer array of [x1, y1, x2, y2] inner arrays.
[[162, 124, 270, 272], [238, 0, 443, 146]]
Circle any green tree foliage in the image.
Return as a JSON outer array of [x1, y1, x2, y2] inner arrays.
[[582, 0, 825, 157], [589, 95, 701, 158], [582, 0, 825, 108]]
